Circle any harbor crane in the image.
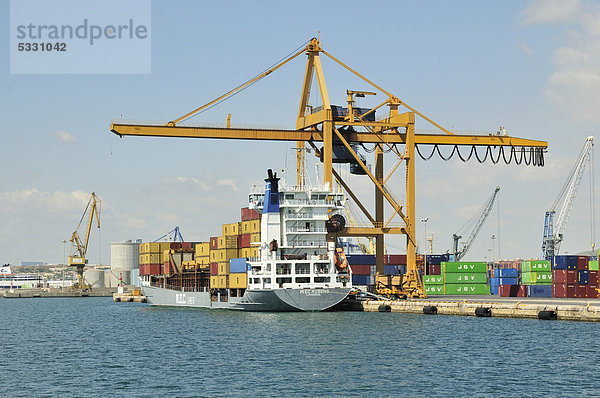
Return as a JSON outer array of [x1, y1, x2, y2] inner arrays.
[[110, 38, 547, 297], [542, 136, 594, 260], [154, 226, 184, 242], [68, 192, 101, 290], [452, 186, 500, 261]]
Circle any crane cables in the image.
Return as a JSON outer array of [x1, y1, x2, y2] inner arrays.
[[178, 39, 311, 124], [415, 144, 545, 167]]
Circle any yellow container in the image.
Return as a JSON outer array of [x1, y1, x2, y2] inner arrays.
[[217, 236, 225, 249], [210, 276, 219, 288], [250, 233, 261, 243], [222, 222, 241, 236], [229, 272, 247, 289], [140, 242, 171, 254], [213, 249, 239, 262], [139, 253, 161, 264], [224, 236, 238, 249], [241, 220, 261, 234], [196, 256, 209, 266], [240, 247, 259, 258], [218, 261, 229, 275], [195, 242, 210, 257], [211, 275, 229, 289]]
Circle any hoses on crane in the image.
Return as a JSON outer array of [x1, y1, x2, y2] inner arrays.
[[415, 144, 545, 167]]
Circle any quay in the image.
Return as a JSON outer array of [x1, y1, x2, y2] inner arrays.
[[359, 296, 600, 322]]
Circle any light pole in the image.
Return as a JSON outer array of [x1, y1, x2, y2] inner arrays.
[[421, 217, 429, 275], [491, 234, 496, 263], [62, 239, 67, 289]]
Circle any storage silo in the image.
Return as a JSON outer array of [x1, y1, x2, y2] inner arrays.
[[110, 240, 140, 285], [83, 269, 105, 288]]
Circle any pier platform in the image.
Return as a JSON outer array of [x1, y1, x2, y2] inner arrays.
[[359, 295, 600, 322]]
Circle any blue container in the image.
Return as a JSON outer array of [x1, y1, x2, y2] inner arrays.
[[352, 275, 371, 285], [346, 255, 376, 265], [499, 277, 518, 286], [578, 270, 589, 284], [426, 254, 449, 266], [490, 285, 499, 295], [497, 268, 519, 278], [398, 265, 407, 275], [488, 276, 499, 286], [527, 285, 552, 298], [229, 258, 247, 274], [553, 255, 577, 270], [384, 265, 399, 275]]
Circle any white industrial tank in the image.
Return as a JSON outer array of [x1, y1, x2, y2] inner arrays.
[[83, 269, 105, 288], [111, 240, 140, 271]]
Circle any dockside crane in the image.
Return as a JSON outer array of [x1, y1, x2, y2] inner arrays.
[[68, 192, 101, 291], [452, 186, 500, 261], [541, 136, 594, 260], [110, 38, 548, 297], [154, 226, 184, 242]]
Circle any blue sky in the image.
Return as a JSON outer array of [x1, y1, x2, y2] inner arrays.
[[1, 0, 599, 265]]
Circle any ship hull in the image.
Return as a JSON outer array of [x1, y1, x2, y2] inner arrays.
[[142, 285, 351, 312]]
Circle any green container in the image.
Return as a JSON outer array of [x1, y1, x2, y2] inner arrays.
[[444, 284, 489, 295], [444, 273, 487, 284], [442, 262, 487, 273], [589, 260, 599, 271], [423, 275, 444, 285], [521, 261, 531, 273], [532, 271, 552, 285], [531, 260, 551, 272], [521, 272, 530, 285], [425, 285, 444, 295]]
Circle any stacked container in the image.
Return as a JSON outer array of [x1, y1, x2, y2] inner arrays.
[[520, 260, 552, 298], [347, 255, 375, 285], [489, 268, 518, 295], [551, 255, 598, 298], [442, 262, 489, 295], [422, 274, 444, 295], [139, 242, 170, 276]]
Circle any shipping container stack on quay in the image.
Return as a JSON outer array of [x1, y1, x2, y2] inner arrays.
[[552, 255, 599, 299]]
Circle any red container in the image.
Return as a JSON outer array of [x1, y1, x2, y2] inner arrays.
[[576, 284, 588, 298], [499, 285, 525, 297], [351, 264, 372, 275], [139, 264, 147, 276], [553, 270, 577, 284], [162, 262, 171, 275], [566, 284, 577, 298], [588, 271, 599, 285], [428, 264, 441, 275], [238, 234, 251, 248], [385, 254, 406, 265], [181, 242, 192, 250], [553, 283, 566, 298], [170, 242, 183, 250], [210, 237, 219, 250], [149, 264, 161, 275], [577, 255, 589, 270], [241, 207, 261, 221], [210, 263, 219, 276], [587, 285, 599, 299]]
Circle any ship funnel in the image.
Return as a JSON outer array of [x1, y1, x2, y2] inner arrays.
[[263, 168, 281, 213]]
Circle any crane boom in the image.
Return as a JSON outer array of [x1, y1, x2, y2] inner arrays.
[[542, 136, 594, 260], [453, 186, 500, 261]]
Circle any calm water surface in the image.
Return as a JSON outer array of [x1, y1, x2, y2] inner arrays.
[[0, 298, 597, 397]]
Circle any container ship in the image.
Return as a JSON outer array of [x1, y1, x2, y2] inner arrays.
[[140, 169, 353, 311]]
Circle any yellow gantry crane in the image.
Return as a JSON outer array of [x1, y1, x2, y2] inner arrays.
[[68, 192, 101, 290], [110, 38, 547, 298]]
